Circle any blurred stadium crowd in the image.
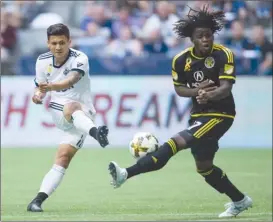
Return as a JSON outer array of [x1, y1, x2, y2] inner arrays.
[[1, 0, 272, 76]]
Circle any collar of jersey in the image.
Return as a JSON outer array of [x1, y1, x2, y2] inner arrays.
[[190, 46, 214, 60], [52, 49, 71, 68]]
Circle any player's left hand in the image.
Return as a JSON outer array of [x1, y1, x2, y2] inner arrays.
[[39, 83, 52, 93], [196, 90, 211, 104]]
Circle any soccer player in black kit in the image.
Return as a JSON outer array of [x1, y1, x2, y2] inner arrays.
[[108, 5, 252, 218]]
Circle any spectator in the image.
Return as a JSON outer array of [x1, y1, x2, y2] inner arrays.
[[112, 6, 143, 39], [139, 1, 179, 48], [80, 4, 113, 35], [76, 21, 110, 57], [224, 0, 248, 28], [224, 20, 258, 74], [143, 29, 168, 54], [224, 20, 255, 51], [251, 25, 273, 75], [1, 10, 17, 75], [3, 1, 47, 29], [1, 10, 17, 62], [255, 1, 272, 26], [133, 1, 153, 19], [104, 26, 143, 58]]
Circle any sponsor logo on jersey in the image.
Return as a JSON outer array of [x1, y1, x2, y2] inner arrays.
[[193, 71, 204, 82], [224, 64, 234, 75], [77, 62, 83, 68]]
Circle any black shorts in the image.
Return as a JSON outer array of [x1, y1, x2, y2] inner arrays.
[[181, 115, 234, 161]]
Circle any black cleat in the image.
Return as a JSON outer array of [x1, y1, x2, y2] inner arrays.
[[27, 200, 43, 212], [96, 125, 109, 148]]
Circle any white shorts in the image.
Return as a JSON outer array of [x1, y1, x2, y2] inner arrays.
[[48, 100, 96, 149]]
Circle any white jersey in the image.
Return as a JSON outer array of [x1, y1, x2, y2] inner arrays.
[[35, 48, 94, 110]]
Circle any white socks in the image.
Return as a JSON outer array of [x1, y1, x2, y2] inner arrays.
[[71, 110, 95, 134], [39, 164, 65, 196]]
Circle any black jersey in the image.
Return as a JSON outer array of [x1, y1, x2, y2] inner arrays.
[[172, 44, 236, 118]]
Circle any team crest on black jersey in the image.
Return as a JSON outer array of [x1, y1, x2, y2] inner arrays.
[[204, 57, 215, 68]]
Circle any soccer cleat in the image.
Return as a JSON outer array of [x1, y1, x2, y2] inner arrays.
[[218, 195, 253, 218], [96, 125, 109, 148], [108, 161, 128, 188], [27, 200, 43, 212]]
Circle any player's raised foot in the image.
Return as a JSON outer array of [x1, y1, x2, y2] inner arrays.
[[108, 161, 128, 189], [218, 195, 253, 218], [27, 200, 43, 212], [96, 125, 109, 148]]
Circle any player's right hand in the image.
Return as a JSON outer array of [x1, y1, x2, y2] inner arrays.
[[199, 86, 218, 94], [32, 95, 43, 104], [198, 79, 215, 89]]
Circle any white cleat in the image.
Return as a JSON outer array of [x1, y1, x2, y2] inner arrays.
[[108, 161, 128, 189], [218, 195, 253, 218]]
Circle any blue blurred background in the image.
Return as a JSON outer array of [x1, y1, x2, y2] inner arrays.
[[1, 0, 272, 76]]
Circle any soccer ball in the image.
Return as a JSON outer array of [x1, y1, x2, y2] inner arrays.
[[129, 132, 159, 160]]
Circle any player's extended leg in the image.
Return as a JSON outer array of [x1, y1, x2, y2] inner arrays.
[[63, 102, 109, 147], [192, 143, 252, 218], [27, 144, 77, 212], [109, 133, 188, 188]]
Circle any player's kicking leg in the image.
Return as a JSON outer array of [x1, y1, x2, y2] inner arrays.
[[63, 102, 109, 147], [109, 137, 180, 188], [108, 117, 252, 218], [27, 142, 79, 212]]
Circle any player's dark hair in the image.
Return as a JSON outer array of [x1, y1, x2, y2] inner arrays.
[[47, 23, 70, 40], [173, 4, 225, 38]]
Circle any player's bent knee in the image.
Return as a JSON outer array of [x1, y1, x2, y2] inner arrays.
[[195, 160, 213, 173], [55, 156, 71, 169], [174, 131, 193, 150], [63, 102, 82, 122], [55, 144, 78, 168]]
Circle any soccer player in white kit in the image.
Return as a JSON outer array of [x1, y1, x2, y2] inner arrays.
[[27, 23, 109, 212]]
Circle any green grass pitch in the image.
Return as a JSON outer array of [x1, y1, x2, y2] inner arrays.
[[1, 148, 272, 221]]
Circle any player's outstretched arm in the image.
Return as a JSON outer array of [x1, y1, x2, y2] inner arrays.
[[39, 71, 82, 92]]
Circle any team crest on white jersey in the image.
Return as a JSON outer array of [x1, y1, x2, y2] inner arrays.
[[63, 68, 70, 75], [204, 57, 215, 68]]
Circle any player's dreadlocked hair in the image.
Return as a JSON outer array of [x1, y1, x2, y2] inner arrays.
[[173, 4, 225, 38]]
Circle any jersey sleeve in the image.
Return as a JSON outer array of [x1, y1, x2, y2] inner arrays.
[[70, 54, 89, 76], [218, 46, 236, 83], [172, 53, 187, 86], [34, 58, 47, 87]]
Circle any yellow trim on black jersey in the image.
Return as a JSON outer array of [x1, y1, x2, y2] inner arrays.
[[173, 81, 186, 86], [167, 139, 177, 155], [191, 113, 235, 119], [172, 47, 191, 70], [213, 44, 234, 63], [199, 168, 214, 176], [190, 47, 214, 60], [219, 76, 236, 80], [193, 119, 217, 138], [194, 118, 223, 138]]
